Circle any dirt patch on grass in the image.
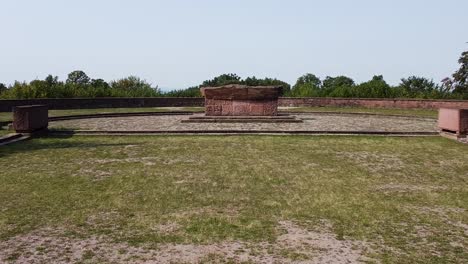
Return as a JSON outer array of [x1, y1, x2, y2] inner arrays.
[[152, 222, 182, 235], [74, 168, 113, 181], [374, 183, 447, 193], [410, 206, 468, 236], [405, 205, 468, 254], [0, 221, 373, 263], [87, 157, 203, 166], [336, 151, 405, 173], [169, 207, 241, 219]]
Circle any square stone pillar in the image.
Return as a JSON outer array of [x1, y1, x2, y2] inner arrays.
[[13, 105, 49, 133], [438, 108, 468, 137]]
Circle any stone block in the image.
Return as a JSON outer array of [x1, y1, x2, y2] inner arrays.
[[438, 108, 468, 137], [13, 105, 48, 133], [201, 85, 282, 116]]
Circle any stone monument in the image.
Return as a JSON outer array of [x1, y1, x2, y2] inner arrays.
[[201, 84, 282, 116], [183, 84, 302, 123], [13, 105, 49, 133]]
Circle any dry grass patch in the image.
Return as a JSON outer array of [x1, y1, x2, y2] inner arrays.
[[0, 220, 373, 264], [0, 136, 466, 263]]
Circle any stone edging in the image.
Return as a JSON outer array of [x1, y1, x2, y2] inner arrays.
[[48, 111, 197, 122], [48, 130, 439, 136], [0, 133, 31, 146], [283, 111, 436, 120]]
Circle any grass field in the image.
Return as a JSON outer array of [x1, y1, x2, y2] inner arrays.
[[0, 129, 9, 136], [0, 135, 466, 263]]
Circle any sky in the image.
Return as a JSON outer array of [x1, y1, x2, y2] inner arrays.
[[1, 0, 467, 91]]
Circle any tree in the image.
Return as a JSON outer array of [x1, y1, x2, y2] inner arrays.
[[322, 76, 355, 97], [294, 73, 321, 88], [400, 76, 436, 93], [169, 74, 291, 97], [110, 76, 160, 97], [289, 73, 321, 97], [66, 70, 90, 85], [45, 75, 59, 86], [202, 73, 242, 87], [90, 79, 110, 89], [452, 51, 468, 95], [395, 76, 444, 98], [0, 83, 7, 94], [164, 86, 201, 97], [244, 76, 291, 95], [354, 75, 394, 98]]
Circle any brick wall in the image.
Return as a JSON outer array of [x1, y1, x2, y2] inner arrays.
[[278, 98, 468, 109], [1, 97, 467, 112]]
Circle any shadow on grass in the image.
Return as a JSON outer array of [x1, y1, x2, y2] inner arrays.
[[0, 135, 138, 158]]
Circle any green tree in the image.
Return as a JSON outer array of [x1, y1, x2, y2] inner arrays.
[[244, 76, 291, 95], [0, 83, 7, 95], [66, 70, 91, 85], [45, 75, 59, 86], [164, 86, 202, 97], [322, 76, 355, 97], [202, 73, 242, 87], [90, 79, 110, 89], [398, 76, 441, 98], [452, 51, 468, 95], [110, 76, 160, 97], [289, 73, 321, 97], [295, 73, 321, 87], [322, 76, 354, 90], [354, 75, 394, 98]]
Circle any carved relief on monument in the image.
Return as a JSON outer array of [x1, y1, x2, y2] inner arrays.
[[201, 85, 282, 116]]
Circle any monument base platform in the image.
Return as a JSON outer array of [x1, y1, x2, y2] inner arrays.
[[182, 115, 303, 123]]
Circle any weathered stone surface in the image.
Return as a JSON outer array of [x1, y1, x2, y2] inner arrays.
[[201, 85, 282, 100], [201, 85, 282, 116], [13, 105, 48, 133], [438, 108, 468, 136], [49, 113, 438, 133]]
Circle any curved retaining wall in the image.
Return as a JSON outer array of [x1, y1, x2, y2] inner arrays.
[[278, 98, 468, 109], [1, 97, 467, 112]]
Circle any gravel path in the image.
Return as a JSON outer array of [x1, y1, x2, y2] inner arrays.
[[50, 113, 437, 133]]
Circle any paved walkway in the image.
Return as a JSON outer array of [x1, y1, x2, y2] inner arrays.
[[50, 113, 437, 133]]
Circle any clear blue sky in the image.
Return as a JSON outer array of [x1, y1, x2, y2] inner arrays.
[[1, 0, 467, 90]]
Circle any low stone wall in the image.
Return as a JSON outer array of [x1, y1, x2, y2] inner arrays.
[[278, 98, 468, 109], [1, 97, 467, 112], [0, 98, 204, 112]]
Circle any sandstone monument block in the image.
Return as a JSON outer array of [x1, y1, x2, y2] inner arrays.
[[438, 108, 468, 137], [13, 105, 49, 133], [201, 85, 282, 116]]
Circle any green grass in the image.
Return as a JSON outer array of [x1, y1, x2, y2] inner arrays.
[[283, 106, 438, 118], [0, 135, 466, 263], [0, 126, 11, 136]]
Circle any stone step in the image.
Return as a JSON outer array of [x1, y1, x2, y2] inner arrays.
[[188, 115, 296, 120], [182, 118, 303, 123]]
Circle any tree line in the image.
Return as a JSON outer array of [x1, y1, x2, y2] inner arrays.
[[1, 51, 466, 100]]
